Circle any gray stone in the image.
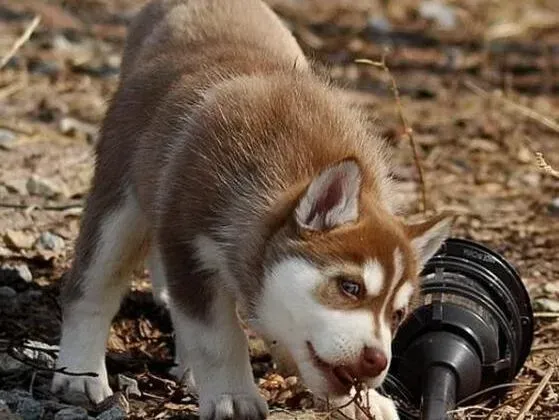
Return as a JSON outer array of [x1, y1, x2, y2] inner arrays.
[[117, 374, 141, 398], [0, 353, 27, 373], [3, 179, 28, 195], [21, 340, 58, 368], [54, 407, 89, 420], [36, 232, 65, 252], [419, 1, 457, 29], [0, 399, 20, 420], [26, 175, 67, 198], [0, 286, 17, 299], [0, 128, 17, 150], [549, 197, 559, 216], [14, 264, 33, 283], [15, 398, 43, 420], [534, 298, 559, 312], [96, 407, 126, 420]]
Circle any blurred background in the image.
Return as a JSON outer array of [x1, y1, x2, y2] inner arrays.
[[0, 1, 558, 419]]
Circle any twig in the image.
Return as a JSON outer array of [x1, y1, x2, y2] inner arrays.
[[5, 346, 98, 377], [515, 359, 556, 420], [464, 79, 559, 134], [356, 55, 428, 213], [0, 202, 83, 211], [0, 16, 41, 70], [534, 312, 559, 318], [534, 152, 559, 179], [532, 344, 559, 352]]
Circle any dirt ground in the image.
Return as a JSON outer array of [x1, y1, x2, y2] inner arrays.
[[0, 0, 558, 419]]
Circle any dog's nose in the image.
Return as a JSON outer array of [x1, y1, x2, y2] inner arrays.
[[360, 346, 387, 378]]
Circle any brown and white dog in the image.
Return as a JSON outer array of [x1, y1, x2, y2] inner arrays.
[[51, 1, 453, 419]]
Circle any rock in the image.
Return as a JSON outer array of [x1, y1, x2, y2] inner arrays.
[[548, 197, 559, 216], [0, 400, 19, 420], [26, 175, 67, 198], [59, 117, 98, 141], [54, 407, 89, 420], [21, 340, 58, 368], [534, 298, 559, 312], [0, 286, 17, 299], [0, 128, 17, 150], [36, 232, 65, 252], [0, 353, 26, 373], [3, 179, 28, 195], [15, 397, 43, 420], [4, 230, 35, 250], [117, 374, 141, 398], [419, 1, 457, 30], [14, 264, 33, 283], [367, 16, 392, 33], [96, 406, 126, 420]]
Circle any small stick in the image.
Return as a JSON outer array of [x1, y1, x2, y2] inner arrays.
[[0, 16, 41, 69], [515, 360, 556, 420], [534, 312, 559, 318], [0, 202, 83, 211], [534, 152, 559, 179], [356, 55, 428, 213], [464, 79, 559, 134]]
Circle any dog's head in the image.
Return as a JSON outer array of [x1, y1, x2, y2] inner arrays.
[[254, 159, 453, 397]]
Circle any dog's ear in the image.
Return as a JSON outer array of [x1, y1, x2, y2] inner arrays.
[[406, 212, 455, 269], [295, 159, 362, 231]]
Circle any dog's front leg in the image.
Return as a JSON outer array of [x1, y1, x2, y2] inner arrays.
[[169, 285, 268, 420]]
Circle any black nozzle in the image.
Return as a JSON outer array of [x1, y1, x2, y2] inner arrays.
[[381, 238, 534, 420]]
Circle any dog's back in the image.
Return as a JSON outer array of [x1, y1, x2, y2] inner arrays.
[[52, 3, 452, 419]]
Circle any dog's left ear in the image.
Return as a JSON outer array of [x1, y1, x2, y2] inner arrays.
[[405, 212, 455, 269]]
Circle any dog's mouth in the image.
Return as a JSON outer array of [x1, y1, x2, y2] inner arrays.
[[306, 341, 355, 396]]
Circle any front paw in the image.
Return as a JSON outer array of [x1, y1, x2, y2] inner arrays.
[[51, 372, 113, 405], [357, 389, 399, 420], [199, 392, 268, 420]]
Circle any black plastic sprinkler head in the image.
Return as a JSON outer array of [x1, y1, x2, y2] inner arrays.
[[381, 238, 534, 420]]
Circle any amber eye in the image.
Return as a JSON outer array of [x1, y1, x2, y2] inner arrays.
[[391, 308, 406, 329], [339, 278, 362, 298]]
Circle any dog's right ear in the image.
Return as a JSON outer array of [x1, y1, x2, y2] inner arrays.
[[295, 159, 362, 232]]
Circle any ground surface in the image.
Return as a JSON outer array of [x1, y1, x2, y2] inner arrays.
[[0, 0, 558, 419]]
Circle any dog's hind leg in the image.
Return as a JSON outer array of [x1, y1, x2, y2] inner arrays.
[[52, 188, 149, 403]]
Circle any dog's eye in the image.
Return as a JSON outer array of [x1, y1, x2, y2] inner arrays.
[[391, 308, 406, 330], [339, 278, 361, 298]]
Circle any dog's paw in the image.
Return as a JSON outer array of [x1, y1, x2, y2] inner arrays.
[[358, 389, 399, 420], [51, 372, 113, 405], [199, 392, 268, 420]]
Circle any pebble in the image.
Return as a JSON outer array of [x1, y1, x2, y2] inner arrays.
[[36, 232, 65, 252], [0, 353, 25, 373], [549, 197, 559, 216], [21, 340, 58, 369], [0, 400, 19, 420], [14, 264, 33, 283], [4, 229, 35, 250], [96, 406, 127, 420], [0, 286, 17, 299], [3, 179, 28, 195], [54, 407, 89, 420], [117, 374, 141, 398], [0, 128, 17, 150], [26, 175, 67, 198], [15, 397, 44, 420], [419, 1, 457, 30], [534, 298, 559, 312]]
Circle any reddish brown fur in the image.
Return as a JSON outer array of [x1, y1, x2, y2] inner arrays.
[[64, 0, 447, 324]]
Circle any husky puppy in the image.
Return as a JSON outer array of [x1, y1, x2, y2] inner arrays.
[[51, 1, 453, 419]]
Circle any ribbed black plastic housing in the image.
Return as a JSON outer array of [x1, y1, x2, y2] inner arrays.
[[381, 238, 534, 420]]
